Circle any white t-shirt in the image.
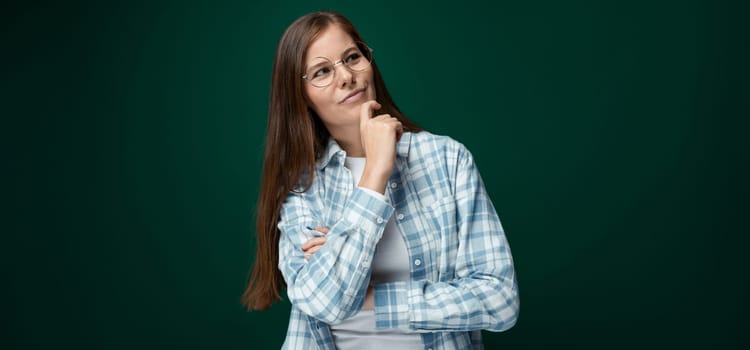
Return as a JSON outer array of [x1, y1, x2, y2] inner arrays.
[[328, 156, 422, 350]]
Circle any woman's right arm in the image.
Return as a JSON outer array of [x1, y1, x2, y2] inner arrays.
[[277, 187, 393, 324], [280, 100, 401, 324]]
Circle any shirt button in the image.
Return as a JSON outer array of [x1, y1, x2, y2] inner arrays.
[[376, 217, 384, 224], [397, 213, 404, 220], [390, 182, 398, 189], [414, 259, 422, 266]]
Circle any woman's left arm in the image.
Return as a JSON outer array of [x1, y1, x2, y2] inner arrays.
[[373, 143, 520, 332]]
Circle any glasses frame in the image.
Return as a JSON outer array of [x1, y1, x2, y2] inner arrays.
[[302, 41, 374, 88]]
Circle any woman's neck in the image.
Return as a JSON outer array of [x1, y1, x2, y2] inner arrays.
[[328, 125, 364, 157]]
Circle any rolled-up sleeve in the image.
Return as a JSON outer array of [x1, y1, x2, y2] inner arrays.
[[279, 187, 394, 324]]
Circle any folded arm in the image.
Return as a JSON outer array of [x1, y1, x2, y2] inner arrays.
[[278, 187, 393, 324]]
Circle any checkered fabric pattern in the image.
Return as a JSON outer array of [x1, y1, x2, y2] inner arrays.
[[277, 131, 519, 350]]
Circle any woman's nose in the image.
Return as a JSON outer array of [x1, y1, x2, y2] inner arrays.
[[335, 64, 354, 87]]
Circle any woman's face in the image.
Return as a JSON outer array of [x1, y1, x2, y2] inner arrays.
[[304, 25, 376, 134]]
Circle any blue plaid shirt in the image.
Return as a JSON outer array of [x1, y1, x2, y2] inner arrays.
[[278, 131, 519, 349]]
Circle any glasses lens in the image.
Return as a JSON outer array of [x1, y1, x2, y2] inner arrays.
[[306, 57, 334, 87], [344, 42, 372, 72]]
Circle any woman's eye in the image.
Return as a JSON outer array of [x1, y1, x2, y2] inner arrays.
[[313, 67, 331, 78], [344, 52, 362, 63]]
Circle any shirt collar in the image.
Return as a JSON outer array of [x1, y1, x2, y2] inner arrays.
[[316, 132, 413, 170]]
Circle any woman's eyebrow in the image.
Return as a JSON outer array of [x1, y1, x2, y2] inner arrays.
[[305, 44, 359, 67], [307, 60, 328, 67], [342, 44, 358, 53]]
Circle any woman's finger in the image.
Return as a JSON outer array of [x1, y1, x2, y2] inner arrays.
[[302, 241, 325, 253], [306, 245, 323, 254], [301, 237, 326, 251], [304, 244, 325, 260]]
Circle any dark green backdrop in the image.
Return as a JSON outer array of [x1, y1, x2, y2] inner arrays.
[[5, 0, 748, 349]]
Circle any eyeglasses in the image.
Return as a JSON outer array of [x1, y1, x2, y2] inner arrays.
[[302, 41, 373, 88]]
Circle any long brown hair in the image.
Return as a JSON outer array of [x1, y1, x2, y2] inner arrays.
[[241, 11, 422, 311]]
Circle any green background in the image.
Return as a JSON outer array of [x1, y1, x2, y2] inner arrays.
[[5, 0, 748, 348]]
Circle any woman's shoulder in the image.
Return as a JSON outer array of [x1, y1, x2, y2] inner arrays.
[[407, 131, 470, 157]]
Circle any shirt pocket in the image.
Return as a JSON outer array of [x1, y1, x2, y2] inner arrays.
[[423, 194, 458, 234]]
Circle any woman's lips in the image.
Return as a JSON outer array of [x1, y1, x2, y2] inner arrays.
[[340, 89, 365, 104]]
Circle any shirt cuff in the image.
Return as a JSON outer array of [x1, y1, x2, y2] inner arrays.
[[341, 187, 394, 238], [357, 186, 387, 202], [373, 281, 410, 330]]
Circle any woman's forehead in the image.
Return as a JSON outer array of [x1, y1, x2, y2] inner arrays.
[[306, 25, 355, 61]]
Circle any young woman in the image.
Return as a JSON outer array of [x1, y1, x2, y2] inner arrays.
[[242, 10, 520, 350]]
